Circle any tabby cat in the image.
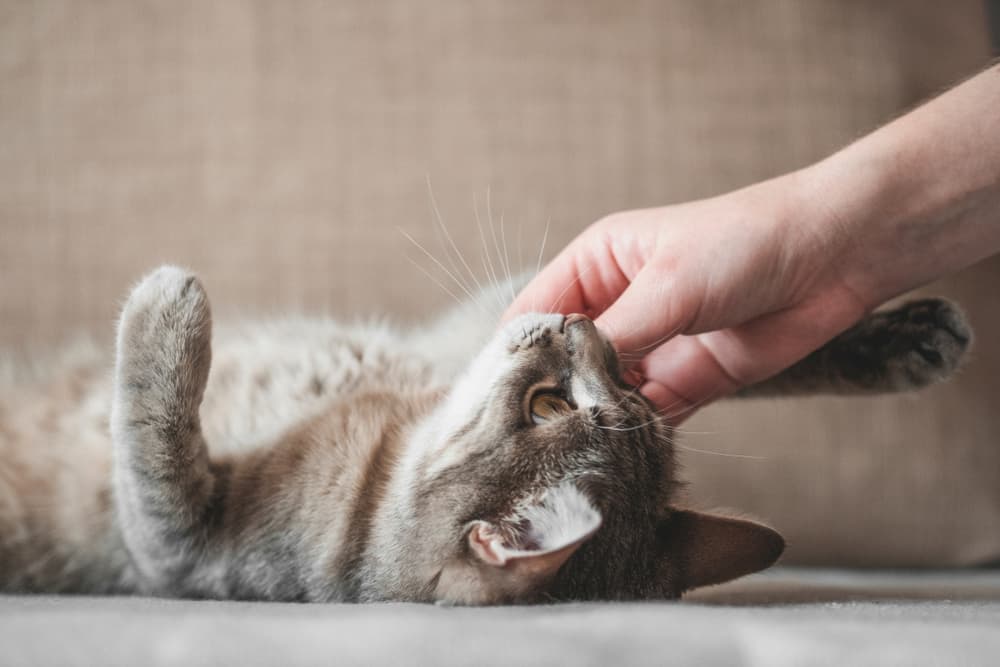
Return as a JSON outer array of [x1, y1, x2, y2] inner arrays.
[[0, 266, 970, 603]]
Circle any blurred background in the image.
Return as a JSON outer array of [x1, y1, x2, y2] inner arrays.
[[1, 1, 998, 567]]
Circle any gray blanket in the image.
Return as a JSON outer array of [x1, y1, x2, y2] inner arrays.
[[3, 568, 999, 666]]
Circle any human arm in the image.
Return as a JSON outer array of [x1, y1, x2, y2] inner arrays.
[[503, 64, 1000, 421]]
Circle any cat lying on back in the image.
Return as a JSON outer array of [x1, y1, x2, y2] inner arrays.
[[0, 266, 971, 603]]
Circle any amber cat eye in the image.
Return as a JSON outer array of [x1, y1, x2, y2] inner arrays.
[[529, 392, 573, 425]]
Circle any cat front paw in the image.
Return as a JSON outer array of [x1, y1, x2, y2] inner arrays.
[[854, 298, 971, 391], [504, 314, 564, 352], [116, 265, 213, 396]]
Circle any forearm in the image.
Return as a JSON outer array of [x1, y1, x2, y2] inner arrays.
[[801, 63, 1000, 307]]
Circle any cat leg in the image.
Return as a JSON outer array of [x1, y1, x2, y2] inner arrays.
[[740, 298, 971, 397], [111, 266, 217, 592]]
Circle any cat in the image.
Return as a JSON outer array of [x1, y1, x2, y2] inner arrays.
[[0, 266, 971, 604]]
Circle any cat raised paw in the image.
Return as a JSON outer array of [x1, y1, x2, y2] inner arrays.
[[741, 297, 972, 397], [111, 265, 216, 592], [842, 298, 971, 391], [115, 265, 212, 392]]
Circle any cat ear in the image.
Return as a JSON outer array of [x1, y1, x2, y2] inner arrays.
[[468, 482, 602, 580], [659, 510, 784, 593], [436, 483, 602, 604], [467, 520, 591, 578]]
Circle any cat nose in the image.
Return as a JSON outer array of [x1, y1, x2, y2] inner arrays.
[[564, 313, 600, 347]]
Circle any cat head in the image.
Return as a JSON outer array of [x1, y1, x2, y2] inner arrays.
[[406, 313, 783, 604]]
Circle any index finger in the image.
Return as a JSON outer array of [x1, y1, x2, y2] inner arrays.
[[502, 253, 586, 322], [502, 236, 631, 323]]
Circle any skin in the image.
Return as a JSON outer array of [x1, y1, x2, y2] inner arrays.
[[504, 64, 1000, 422]]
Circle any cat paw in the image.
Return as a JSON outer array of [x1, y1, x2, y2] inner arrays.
[[504, 314, 564, 352], [846, 298, 971, 391], [116, 266, 212, 395]]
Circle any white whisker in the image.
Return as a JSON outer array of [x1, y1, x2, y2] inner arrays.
[[403, 255, 465, 309], [486, 187, 515, 303], [426, 182, 473, 298], [671, 443, 767, 460], [603, 385, 645, 426], [499, 211, 516, 301], [597, 412, 763, 459], [473, 193, 506, 314], [516, 219, 524, 285], [426, 175, 484, 298], [535, 218, 551, 277], [624, 324, 685, 355], [595, 417, 663, 432], [658, 393, 720, 423], [667, 427, 720, 436], [548, 264, 595, 315], [398, 228, 481, 306], [532, 217, 551, 313]]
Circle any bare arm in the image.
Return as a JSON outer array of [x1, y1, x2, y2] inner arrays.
[[504, 64, 1000, 421], [816, 63, 1000, 307]]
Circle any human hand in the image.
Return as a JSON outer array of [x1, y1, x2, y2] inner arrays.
[[505, 65, 1000, 423], [503, 173, 869, 422]]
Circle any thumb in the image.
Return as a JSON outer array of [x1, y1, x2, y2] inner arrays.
[[502, 252, 583, 323], [594, 266, 693, 362]]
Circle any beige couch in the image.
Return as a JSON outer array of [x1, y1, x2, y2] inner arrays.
[[2, 2, 999, 664]]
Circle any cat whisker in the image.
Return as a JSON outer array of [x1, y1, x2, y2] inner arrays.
[[670, 442, 767, 460], [399, 229, 490, 314], [532, 217, 551, 313], [595, 416, 665, 432], [499, 211, 516, 302], [473, 193, 507, 314], [657, 392, 723, 424], [547, 265, 595, 315], [534, 218, 551, 278], [666, 426, 720, 436], [426, 175, 485, 299], [602, 386, 645, 427], [403, 255, 466, 309], [517, 219, 524, 289], [621, 324, 685, 355], [426, 186, 473, 299], [486, 187, 516, 303]]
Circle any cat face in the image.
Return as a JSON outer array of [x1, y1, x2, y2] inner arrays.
[[411, 313, 784, 604]]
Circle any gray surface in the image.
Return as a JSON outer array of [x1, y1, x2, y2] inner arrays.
[[3, 569, 1000, 666]]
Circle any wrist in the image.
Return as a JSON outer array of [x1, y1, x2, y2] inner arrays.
[[796, 65, 1000, 308], [793, 151, 900, 309]]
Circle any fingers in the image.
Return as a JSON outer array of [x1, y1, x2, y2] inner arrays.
[[638, 380, 701, 426], [501, 233, 631, 323], [594, 266, 693, 364], [502, 252, 585, 322], [637, 291, 865, 420], [635, 334, 741, 423]]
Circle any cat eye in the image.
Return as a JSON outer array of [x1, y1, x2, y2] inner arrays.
[[529, 392, 573, 425]]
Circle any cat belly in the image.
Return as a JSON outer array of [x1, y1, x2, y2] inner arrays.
[[0, 318, 441, 596], [0, 346, 131, 593], [200, 320, 436, 456]]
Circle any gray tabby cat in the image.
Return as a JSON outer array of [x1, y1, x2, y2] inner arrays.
[[0, 266, 971, 603]]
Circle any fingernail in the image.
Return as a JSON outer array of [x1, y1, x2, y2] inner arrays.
[[623, 368, 644, 387]]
